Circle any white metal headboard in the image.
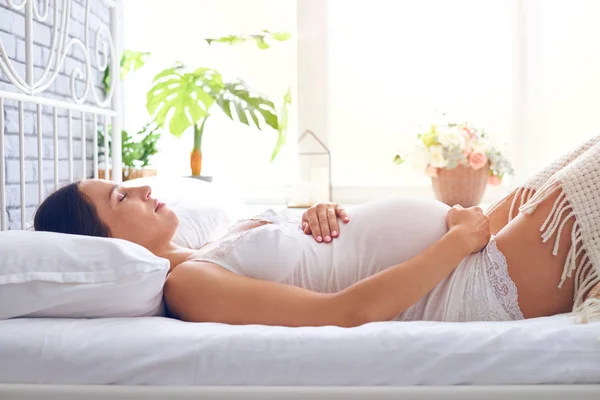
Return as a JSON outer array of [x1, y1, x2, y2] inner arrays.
[[0, 0, 123, 230]]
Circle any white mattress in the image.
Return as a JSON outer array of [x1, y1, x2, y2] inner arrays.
[[0, 314, 599, 386]]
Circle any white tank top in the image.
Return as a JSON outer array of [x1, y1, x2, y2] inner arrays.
[[187, 197, 524, 322]]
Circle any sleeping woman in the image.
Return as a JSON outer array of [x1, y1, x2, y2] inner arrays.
[[33, 136, 600, 326]]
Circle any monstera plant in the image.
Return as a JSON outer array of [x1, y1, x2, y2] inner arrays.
[[146, 31, 292, 177]]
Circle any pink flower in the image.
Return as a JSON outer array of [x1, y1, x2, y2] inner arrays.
[[468, 152, 488, 170], [488, 175, 502, 186], [460, 127, 472, 138], [425, 165, 438, 177]]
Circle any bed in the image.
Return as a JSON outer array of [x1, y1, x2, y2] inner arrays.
[[1, 314, 600, 387], [1, 1, 600, 399], [0, 314, 599, 399]]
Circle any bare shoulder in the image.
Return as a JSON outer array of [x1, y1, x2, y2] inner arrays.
[[165, 261, 234, 292], [164, 261, 235, 321]]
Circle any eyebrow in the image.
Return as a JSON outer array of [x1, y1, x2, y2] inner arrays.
[[108, 184, 119, 201]]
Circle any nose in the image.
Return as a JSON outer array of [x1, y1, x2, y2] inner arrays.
[[138, 185, 152, 200]]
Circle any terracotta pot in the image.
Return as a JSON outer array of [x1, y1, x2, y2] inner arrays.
[[431, 164, 489, 207], [190, 149, 202, 176], [98, 168, 157, 182]]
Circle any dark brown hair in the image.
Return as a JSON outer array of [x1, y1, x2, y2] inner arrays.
[[34, 181, 111, 237]]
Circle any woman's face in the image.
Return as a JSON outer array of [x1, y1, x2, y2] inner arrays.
[[79, 179, 179, 252]]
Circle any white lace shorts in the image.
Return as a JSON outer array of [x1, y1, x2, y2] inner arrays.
[[457, 237, 525, 322], [398, 237, 525, 322]]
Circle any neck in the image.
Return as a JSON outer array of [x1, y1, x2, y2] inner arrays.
[[155, 242, 195, 273]]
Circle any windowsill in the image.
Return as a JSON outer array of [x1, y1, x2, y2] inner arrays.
[[238, 183, 515, 206]]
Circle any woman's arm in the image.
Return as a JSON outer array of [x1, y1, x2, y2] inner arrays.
[[165, 206, 489, 327]]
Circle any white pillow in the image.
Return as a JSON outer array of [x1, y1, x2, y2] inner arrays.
[[0, 230, 169, 320], [125, 176, 240, 248]]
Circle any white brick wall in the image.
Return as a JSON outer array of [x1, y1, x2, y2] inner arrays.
[[1, 0, 111, 229]]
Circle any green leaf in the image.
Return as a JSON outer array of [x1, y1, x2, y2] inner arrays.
[[102, 65, 111, 95], [103, 50, 151, 94], [190, 67, 215, 78], [234, 101, 249, 125], [271, 87, 292, 162], [204, 31, 292, 50], [152, 66, 182, 82], [249, 110, 260, 129], [270, 31, 292, 41], [146, 67, 216, 137], [206, 35, 246, 46], [217, 80, 278, 131], [97, 122, 161, 169], [169, 110, 192, 138], [251, 35, 270, 49], [120, 50, 151, 80], [218, 97, 233, 119], [421, 131, 438, 147], [393, 154, 406, 165]]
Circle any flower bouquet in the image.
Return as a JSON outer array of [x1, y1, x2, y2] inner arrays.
[[394, 121, 513, 207]]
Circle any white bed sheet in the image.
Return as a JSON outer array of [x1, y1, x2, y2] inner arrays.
[[0, 314, 599, 386]]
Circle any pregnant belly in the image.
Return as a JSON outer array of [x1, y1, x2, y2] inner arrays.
[[323, 197, 451, 288], [230, 197, 453, 294]]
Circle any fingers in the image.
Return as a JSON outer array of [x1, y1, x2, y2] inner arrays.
[[318, 209, 331, 243], [327, 208, 339, 238], [336, 205, 350, 224], [301, 220, 311, 235], [307, 214, 322, 242], [303, 203, 350, 243], [301, 213, 311, 234]]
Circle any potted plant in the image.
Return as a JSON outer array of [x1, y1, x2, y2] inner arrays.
[[98, 123, 161, 181], [145, 31, 292, 177], [394, 119, 513, 207], [99, 49, 159, 181]]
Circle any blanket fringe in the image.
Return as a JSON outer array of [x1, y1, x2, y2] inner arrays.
[[506, 186, 536, 222], [572, 296, 600, 324], [485, 186, 536, 222], [485, 187, 517, 217], [519, 177, 561, 216], [519, 178, 600, 322]]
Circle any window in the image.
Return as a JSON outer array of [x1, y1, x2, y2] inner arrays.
[[326, 0, 516, 200], [123, 0, 297, 199]]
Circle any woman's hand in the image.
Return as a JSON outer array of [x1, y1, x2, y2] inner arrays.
[[301, 202, 350, 243], [446, 205, 491, 254]]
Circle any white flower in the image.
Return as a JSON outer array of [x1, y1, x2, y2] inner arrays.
[[411, 145, 430, 172], [437, 127, 466, 149], [429, 145, 448, 168], [470, 139, 490, 153]]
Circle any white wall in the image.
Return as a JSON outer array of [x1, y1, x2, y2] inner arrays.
[[522, 0, 600, 178]]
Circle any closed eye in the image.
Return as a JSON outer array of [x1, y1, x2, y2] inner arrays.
[[118, 193, 128, 203]]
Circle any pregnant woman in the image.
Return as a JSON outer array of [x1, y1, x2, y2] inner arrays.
[[34, 137, 600, 326]]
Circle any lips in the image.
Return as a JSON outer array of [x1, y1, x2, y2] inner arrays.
[[155, 200, 166, 212]]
